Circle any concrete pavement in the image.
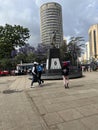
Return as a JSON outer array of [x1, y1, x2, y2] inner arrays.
[[0, 72, 98, 130]]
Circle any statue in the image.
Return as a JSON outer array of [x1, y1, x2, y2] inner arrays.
[[51, 31, 56, 48]]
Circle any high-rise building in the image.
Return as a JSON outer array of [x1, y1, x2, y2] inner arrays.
[[88, 24, 98, 59], [40, 2, 63, 48], [85, 42, 90, 61]]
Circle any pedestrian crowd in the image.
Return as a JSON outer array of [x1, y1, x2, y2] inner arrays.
[[82, 62, 98, 72], [31, 61, 70, 89]]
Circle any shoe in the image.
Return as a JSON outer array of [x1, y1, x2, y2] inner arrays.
[[31, 82, 33, 86], [67, 83, 69, 88], [39, 82, 41, 85], [42, 80, 44, 83], [31, 86, 35, 88], [64, 85, 67, 88], [38, 80, 41, 85]]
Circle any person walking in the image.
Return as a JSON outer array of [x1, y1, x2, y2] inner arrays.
[[37, 63, 44, 86], [31, 62, 40, 88], [62, 62, 69, 88]]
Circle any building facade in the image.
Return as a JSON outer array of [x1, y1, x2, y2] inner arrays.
[[88, 24, 98, 59], [85, 41, 90, 62], [40, 2, 63, 48]]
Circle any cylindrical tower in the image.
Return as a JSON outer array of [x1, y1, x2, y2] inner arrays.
[[40, 2, 63, 48]]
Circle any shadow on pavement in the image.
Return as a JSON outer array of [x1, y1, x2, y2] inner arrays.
[[71, 84, 84, 88], [3, 89, 23, 94]]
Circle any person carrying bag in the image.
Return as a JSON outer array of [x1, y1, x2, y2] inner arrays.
[[31, 62, 40, 88]]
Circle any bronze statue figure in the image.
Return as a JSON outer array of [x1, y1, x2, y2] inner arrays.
[[51, 31, 56, 48]]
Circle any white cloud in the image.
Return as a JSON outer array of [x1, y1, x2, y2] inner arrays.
[[0, 0, 98, 46]]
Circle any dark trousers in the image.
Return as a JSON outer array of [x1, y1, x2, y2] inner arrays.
[[38, 71, 44, 84], [31, 74, 40, 86]]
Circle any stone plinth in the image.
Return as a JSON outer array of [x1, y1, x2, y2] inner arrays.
[[44, 48, 62, 79]]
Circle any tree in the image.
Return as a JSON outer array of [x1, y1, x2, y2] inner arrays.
[[0, 58, 12, 70], [14, 53, 27, 64], [68, 37, 85, 55], [60, 43, 67, 61], [67, 37, 85, 65], [26, 53, 37, 63], [18, 43, 35, 55], [15, 43, 36, 63], [35, 44, 49, 63], [59, 36, 85, 65], [0, 24, 30, 59]]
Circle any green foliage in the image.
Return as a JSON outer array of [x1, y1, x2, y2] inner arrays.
[[67, 36, 85, 65], [35, 44, 48, 63], [60, 36, 85, 65], [14, 43, 48, 64], [0, 24, 30, 59], [14, 53, 27, 64], [68, 36, 85, 56], [26, 53, 37, 63], [0, 24, 30, 70], [60, 43, 67, 61], [0, 58, 12, 70]]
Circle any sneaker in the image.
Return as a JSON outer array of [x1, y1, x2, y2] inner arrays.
[[38, 80, 41, 85], [31, 82, 33, 86], [67, 83, 69, 88], [42, 80, 44, 83], [31, 86, 35, 88], [64, 85, 67, 88]]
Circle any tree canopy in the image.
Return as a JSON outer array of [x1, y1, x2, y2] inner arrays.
[[60, 36, 85, 65], [67, 36, 85, 65], [0, 24, 30, 59], [67, 37, 85, 56]]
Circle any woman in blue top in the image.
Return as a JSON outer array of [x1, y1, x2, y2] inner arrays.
[[37, 63, 44, 86]]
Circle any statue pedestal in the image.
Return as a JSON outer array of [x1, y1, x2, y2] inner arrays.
[[42, 48, 62, 79], [42, 48, 83, 80]]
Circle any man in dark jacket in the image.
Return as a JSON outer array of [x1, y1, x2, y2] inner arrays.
[[31, 62, 40, 88]]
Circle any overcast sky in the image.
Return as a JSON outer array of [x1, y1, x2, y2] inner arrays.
[[0, 0, 98, 47]]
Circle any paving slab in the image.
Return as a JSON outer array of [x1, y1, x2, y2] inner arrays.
[[57, 120, 89, 130], [58, 108, 83, 121], [80, 115, 98, 130], [0, 72, 98, 130]]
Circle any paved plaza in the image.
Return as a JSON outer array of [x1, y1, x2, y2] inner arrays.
[[0, 72, 98, 130]]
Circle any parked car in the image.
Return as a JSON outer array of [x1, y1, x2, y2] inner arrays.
[[0, 70, 9, 76]]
